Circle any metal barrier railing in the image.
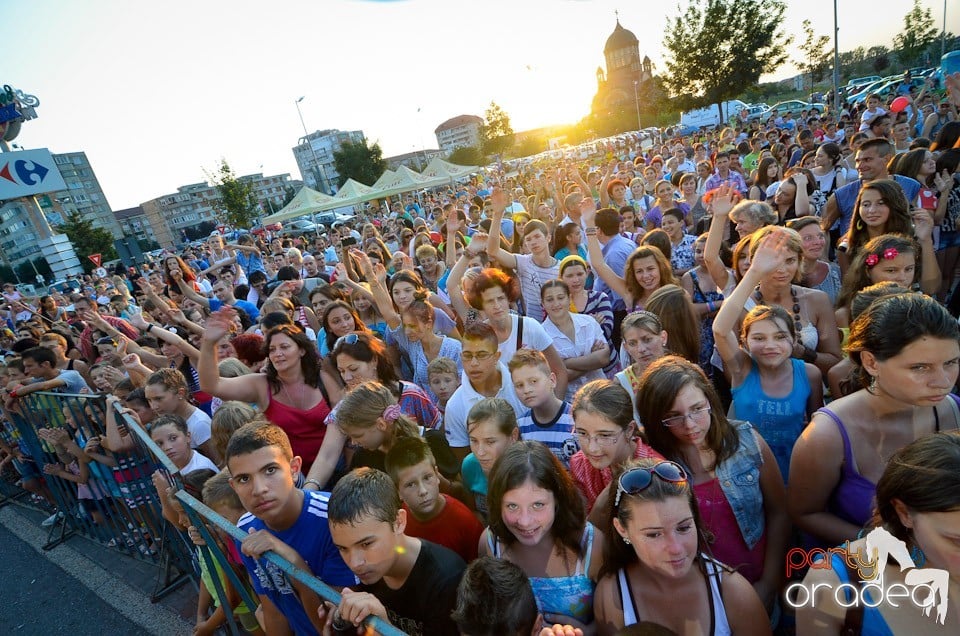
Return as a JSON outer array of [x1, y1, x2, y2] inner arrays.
[[175, 490, 406, 636], [12, 392, 195, 601], [11, 392, 407, 635]]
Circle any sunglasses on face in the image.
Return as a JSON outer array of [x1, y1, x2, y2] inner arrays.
[[614, 461, 688, 507]]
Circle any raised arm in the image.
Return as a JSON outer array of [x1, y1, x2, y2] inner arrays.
[[349, 251, 400, 329], [791, 172, 812, 217], [445, 244, 475, 323], [912, 209, 942, 296], [703, 186, 737, 292], [198, 307, 267, 408], [171, 271, 211, 310], [485, 187, 518, 269], [598, 161, 616, 207], [582, 197, 630, 301]]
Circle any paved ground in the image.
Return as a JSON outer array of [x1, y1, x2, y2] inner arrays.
[[0, 502, 194, 636]]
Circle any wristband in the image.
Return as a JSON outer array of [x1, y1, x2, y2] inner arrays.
[[303, 478, 322, 490], [585, 227, 598, 236], [146, 324, 153, 333]]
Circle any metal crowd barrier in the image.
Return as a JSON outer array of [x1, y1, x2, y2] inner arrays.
[[13, 391, 406, 635], [13, 392, 196, 601], [175, 490, 406, 636]]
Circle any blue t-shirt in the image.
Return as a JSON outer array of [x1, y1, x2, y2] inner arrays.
[[460, 453, 488, 518], [517, 402, 579, 470], [210, 297, 260, 322], [237, 490, 356, 635]]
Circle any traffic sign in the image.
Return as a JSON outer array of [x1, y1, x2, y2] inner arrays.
[[88, 253, 102, 267]]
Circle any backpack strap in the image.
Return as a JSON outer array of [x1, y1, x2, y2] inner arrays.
[[516, 315, 524, 351]]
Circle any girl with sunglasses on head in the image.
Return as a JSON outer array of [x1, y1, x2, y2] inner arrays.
[[788, 292, 960, 548], [480, 440, 605, 634], [593, 458, 770, 636], [637, 356, 789, 614]]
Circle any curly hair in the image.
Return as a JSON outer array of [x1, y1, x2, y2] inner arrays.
[[466, 268, 521, 311]]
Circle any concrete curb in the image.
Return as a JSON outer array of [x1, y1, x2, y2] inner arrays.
[[0, 506, 194, 636]]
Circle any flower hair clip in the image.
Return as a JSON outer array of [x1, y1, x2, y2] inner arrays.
[[865, 247, 899, 268]]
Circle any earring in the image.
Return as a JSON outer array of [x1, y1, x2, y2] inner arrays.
[[622, 536, 631, 545], [855, 218, 864, 231], [909, 542, 927, 568], [868, 374, 878, 393]]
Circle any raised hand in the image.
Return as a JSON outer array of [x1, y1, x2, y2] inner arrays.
[[490, 186, 508, 213], [203, 307, 236, 343], [710, 185, 739, 218], [912, 209, 934, 242], [579, 196, 598, 227], [934, 169, 953, 194], [748, 229, 791, 277]]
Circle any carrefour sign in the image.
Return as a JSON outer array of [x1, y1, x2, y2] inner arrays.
[[0, 148, 67, 200]]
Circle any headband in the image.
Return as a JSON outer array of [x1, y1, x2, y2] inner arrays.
[[382, 403, 402, 423]]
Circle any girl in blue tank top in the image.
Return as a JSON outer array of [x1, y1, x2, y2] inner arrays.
[[479, 441, 603, 631], [713, 230, 824, 482]]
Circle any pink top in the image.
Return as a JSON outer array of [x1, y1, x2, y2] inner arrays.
[[570, 438, 663, 511], [263, 391, 331, 470], [693, 477, 766, 583]]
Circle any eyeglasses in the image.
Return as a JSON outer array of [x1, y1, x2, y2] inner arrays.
[[661, 405, 711, 428], [574, 429, 624, 448], [461, 350, 496, 362], [614, 461, 688, 507], [333, 333, 360, 349]]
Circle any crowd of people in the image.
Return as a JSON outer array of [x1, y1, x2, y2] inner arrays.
[[1, 74, 959, 635]]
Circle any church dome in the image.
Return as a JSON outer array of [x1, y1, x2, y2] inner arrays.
[[604, 20, 638, 54]]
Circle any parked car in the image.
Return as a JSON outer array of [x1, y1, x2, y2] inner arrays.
[[767, 100, 825, 118], [849, 76, 926, 104], [280, 219, 319, 236], [846, 75, 881, 88], [744, 104, 770, 122]]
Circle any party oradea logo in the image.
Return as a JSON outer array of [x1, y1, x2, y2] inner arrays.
[[784, 527, 949, 626]]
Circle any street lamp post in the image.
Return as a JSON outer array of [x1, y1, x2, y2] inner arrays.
[[633, 80, 641, 131], [832, 0, 840, 114], [295, 97, 328, 194]]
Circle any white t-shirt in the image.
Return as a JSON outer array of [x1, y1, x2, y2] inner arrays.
[[542, 313, 607, 403], [185, 408, 212, 449], [181, 449, 218, 474], [498, 315, 553, 367], [443, 363, 525, 448], [513, 254, 559, 321]]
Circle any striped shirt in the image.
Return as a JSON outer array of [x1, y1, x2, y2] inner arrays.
[[517, 401, 579, 469]]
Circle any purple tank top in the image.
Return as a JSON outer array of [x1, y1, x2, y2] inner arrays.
[[819, 408, 875, 528]]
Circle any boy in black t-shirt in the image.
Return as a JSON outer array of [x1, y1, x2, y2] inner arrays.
[[323, 467, 466, 636]]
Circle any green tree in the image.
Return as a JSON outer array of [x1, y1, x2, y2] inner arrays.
[[59, 212, 118, 273], [332, 139, 387, 188], [137, 238, 161, 252], [799, 20, 831, 86], [208, 159, 259, 230], [480, 101, 515, 157], [894, 0, 938, 67], [448, 146, 485, 166], [281, 185, 297, 206], [662, 0, 792, 121]]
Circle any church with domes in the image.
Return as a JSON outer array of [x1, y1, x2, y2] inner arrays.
[[591, 18, 653, 117]]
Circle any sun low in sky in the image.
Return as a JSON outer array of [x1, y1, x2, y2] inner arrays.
[[4, 0, 949, 210]]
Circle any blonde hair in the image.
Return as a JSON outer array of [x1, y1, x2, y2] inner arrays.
[[218, 358, 251, 378], [336, 381, 420, 439], [211, 403, 258, 465]]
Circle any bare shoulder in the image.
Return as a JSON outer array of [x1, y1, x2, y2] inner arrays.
[[719, 568, 773, 636]]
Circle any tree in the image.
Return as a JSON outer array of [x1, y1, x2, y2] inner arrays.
[[799, 20, 831, 86], [281, 185, 297, 207], [59, 212, 118, 273], [480, 101, 515, 158], [448, 146, 485, 166], [662, 0, 792, 122], [894, 0, 938, 67], [137, 238, 160, 252], [208, 159, 259, 230], [332, 139, 387, 188]]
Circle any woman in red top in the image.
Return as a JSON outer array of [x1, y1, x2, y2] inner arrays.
[[198, 307, 345, 490]]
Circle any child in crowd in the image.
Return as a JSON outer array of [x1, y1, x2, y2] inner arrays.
[[209, 400, 257, 467], [508, 349, 579, 469], [323, 467, 466, 636], [144, 369, 219, 465], [384, 436, 483, 562], [151, 414, 218, 526], [426, 356, 460, 414], [461, 398, 520, 522], [228, 421, 355, 635]]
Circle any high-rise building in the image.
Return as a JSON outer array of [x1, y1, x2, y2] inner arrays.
[[48, 151, 123, 238], [292, 129, 365, 195], [140, 172, 298, 248], [434, 115, 483, 154]]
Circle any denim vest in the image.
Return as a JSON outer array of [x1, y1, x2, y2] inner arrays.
[[711, 421, 765, 549]]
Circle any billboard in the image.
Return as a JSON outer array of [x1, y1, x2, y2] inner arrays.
[[0, 148, 67, 200]]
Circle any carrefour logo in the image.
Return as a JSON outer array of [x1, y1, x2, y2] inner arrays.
[[0, 159, 51, 186]]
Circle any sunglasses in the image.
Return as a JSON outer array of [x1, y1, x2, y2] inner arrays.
[[333, 333, 360, 349], [614, 461, 688, 507]]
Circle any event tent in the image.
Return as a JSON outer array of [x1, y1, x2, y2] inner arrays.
[[262, 187, 337, 224]]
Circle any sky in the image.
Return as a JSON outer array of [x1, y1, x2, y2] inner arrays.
[[4, 0, 953, 210]]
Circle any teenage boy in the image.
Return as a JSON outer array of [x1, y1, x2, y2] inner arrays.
[[451, 557, 542, 636], [38, 332, 91, 386], [324, 467, 466, 636], [507, 349, 578, 470], [384, 436, 483, 562], [443, 323, 524, 461], [227, 421, 356, 636], [14, 346, 90, 396]]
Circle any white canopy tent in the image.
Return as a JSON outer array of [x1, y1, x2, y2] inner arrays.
[[262, 187, 337, 224], [314, 178, 378, 211]]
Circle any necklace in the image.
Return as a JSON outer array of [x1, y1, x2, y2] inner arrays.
[[754, 284, 803, 337], [281, 379, 306, 410]]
